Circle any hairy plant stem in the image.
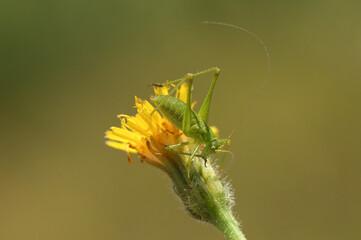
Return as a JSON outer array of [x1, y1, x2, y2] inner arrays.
[[211, 206, 247, 240], [163, 153, 247, 240]]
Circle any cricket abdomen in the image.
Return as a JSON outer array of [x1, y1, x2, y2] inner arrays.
[[153, 95, 215, 143], [153, 95, 187, 130]]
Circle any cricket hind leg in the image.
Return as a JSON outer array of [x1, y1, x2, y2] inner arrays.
[[150, 73, 192, 115], [150, 67, 221, 118], [197, 67, 221, 124], [151, 67, 220, 89]]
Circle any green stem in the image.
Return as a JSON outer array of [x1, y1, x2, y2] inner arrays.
[[212, 207, 247, 240], [162, 153, 247, 240]]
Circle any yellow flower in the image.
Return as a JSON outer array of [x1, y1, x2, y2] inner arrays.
[[105, 83, 190, 172], [105, 81, 245, 240]]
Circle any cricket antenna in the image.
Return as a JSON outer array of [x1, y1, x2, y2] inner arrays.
[[202, 21, 271, 146]]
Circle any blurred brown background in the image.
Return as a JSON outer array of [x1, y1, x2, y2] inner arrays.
[[1, 1, 360, 240]]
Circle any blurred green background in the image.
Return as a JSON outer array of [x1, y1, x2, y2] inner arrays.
[[1, 1, 360, 239]]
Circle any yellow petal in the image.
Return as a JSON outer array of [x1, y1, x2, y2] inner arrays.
[[106, 141, 137, 153], [210, 126, 219, 138], [153, 85, 169, 95], [105, 130, 138, 146], [134, 97, 162, 129], [179, 83, 188, 103], [110, 127, 142, 144]]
